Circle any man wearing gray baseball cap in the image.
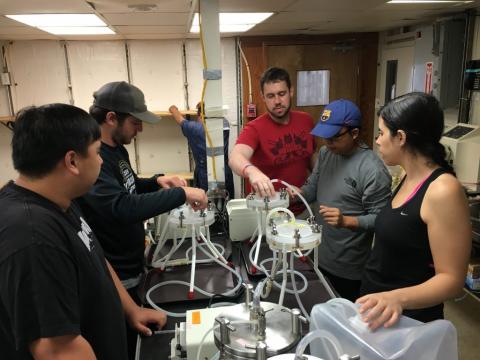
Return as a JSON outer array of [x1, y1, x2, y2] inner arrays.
[[93, 81, 160, 125], [79, 81, 207, 359]]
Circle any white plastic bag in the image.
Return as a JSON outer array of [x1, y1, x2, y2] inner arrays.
[[309, 298, 458, 360]]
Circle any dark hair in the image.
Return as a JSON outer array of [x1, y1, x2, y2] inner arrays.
[[260, 67, 291, 93], [196, 101, 204, 117], [378, 92, 454, 173], [12, 103, 101, 178], [89, 104, 129, 125]]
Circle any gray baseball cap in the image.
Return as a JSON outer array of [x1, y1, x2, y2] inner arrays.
[[93, 81, 160, 124]]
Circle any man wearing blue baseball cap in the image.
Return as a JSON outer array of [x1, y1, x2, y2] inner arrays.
[[295, 99, 391, 301]]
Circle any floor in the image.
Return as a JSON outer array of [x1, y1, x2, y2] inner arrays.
[[444, 289, 480, 360]]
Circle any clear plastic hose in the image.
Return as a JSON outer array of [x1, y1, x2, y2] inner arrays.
[[294, 329, 343, 360], [271, 178, 314, 219]]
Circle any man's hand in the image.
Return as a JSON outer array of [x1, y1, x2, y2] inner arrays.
[[286, 185, 302, 202], [183, 187, 208, 211], [319, 205, 344, 227], [168, 105, 179, 114], [319, 205, 358, 229], [157, 175, 187, 188], [127, 307, 167, 336], [246, 166, 275, 198]]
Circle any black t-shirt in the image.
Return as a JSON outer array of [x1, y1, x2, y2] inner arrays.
[[79, 142, 186, 281], [0, 182, 127, 359], [361, 168, 447, 322]]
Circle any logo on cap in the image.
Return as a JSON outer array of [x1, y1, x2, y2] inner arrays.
[[321, 110, 331, 122]]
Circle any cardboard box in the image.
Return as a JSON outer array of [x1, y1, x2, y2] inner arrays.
[[467, 259, 480, 279], [465, 259, 480, 290], [466, 275, 480, 290]]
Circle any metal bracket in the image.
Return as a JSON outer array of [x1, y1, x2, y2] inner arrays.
[[203, 68, 222, 80], [206, 146, 224, 157]]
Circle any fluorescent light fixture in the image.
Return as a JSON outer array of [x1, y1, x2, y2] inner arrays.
[[5, 14, 114, 35], [190, 12, 273, 33], [388, 1, 472, 3], [6, 14, 106, 27], [39, 27, 115, 35]]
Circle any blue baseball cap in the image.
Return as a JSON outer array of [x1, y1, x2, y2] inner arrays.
[[311, 99, 361, 139]]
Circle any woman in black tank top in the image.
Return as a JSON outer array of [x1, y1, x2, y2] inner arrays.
[[356, 93, 471, 331]]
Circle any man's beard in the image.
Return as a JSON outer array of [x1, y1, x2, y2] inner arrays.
[[112, 128, 132, 145], [267, 103, 291, 123]]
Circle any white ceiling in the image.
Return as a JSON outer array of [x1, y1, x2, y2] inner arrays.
[[0, 0, 479, 40]]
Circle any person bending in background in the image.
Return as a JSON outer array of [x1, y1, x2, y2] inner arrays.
[[358, 92, 471, 330], [229, 67, 315, 214], [78, 81, 208, 359], [0, 104, 165, 360], [294, 99, 391, 301], [168, 102, 235, 198]]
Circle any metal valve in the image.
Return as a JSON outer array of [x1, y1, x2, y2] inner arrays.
[[243, 283, 254, 308], [255, 341, 268, 360], [215, 316, 235, 345], [179, 211, 185, 228], [207, 201, 214, 211], [311, 223, 321, 233], [263, 196, 270, 211], [245, 341, 268, 360], [281, 307, 308, 329], [294, 228, 301, 249], [271, 223, 278, 235]]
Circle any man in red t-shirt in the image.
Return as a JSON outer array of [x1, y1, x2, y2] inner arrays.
[[229, 67, 315, 214]]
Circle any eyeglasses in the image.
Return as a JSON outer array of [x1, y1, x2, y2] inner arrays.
[[326, 128, 351, 142]]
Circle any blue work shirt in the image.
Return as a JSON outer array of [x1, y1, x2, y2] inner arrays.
[[181, 118, 234, 197]]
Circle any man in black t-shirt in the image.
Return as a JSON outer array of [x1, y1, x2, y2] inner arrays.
[[81, 81, 208, 359], [0, 104, 166, 360]]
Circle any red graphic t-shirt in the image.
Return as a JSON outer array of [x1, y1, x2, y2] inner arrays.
[[237, 111, 315, 213]]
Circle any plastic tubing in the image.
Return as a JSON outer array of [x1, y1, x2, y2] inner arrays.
[[271, 179, 314, 219], [153, 231, 187, 268], [290, 252, 310, 321], [311, 265, 337, 299], [252, 208, 263, 268], [278, 250, 288, 306], [155, 214, 170, 245], [200, 227, 224, 262], [251, 255, 309, 296], [185, 242, 226, 264], [253, 278, 268, 308], [196, 324, 218, 360], [189, 225, 197, 293], [265, 207, 295, 230], [294, 329, 343, 360], [194, 240, 243, 291], [145, 239, 244, 318], [198, 230, 227, 264]]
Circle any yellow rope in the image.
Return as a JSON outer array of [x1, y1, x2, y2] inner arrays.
[[198, 4, 217, 180]]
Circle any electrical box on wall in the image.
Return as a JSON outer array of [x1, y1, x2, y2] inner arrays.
[[1, 72, 11, 86], [246, 103, 256, 118], [465, 60, 480, 91]]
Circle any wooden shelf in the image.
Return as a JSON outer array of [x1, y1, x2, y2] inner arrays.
[[0, 115, 13, 123], [0, 110, 197, 123]]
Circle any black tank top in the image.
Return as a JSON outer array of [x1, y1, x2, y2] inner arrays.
[[361, 168, 447, 322]]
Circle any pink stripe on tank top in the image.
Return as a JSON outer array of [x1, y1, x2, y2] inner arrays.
[[401, 173, 432, 207]]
